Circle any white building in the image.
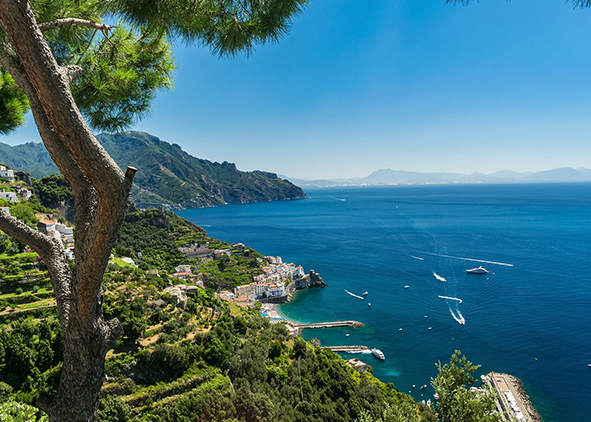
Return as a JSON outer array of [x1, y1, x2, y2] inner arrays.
[[175, 264, 192, 274], [0, 166, 14, 181], [0, 190, 17, 202], [38, 219, 57, 233], [55, 224, 74, 243], [17, 188, 32, 201]]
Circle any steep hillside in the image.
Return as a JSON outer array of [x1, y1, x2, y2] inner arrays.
[[0, 141, 58, 178], [0, 131, 307, 209]]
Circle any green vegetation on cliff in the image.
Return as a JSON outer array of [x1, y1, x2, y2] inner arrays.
[[0, 209, 499, 422], [0, 131, 307, 209]]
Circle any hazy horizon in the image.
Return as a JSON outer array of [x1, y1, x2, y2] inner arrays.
[[5, 1, 591, 179]]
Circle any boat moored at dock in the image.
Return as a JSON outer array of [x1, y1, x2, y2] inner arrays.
[[371, 348, 385, 360]]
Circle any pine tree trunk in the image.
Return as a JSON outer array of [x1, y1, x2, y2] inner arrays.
[[0, 1, 135, 420]]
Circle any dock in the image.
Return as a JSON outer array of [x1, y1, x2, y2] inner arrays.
[[323, 345, 370, 353], [293, 320, 364, 330], [482, 372, 541, 422]]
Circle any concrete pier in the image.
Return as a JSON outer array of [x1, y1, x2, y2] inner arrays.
[[481, 372, 541, 422], [324, 345, 370, 353], [293, 320, 364, 330]]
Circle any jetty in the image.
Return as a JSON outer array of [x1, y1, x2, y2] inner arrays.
[[324, 345, 370, 353], [293, 320, 364, 330], [481, 372, 541, 422]]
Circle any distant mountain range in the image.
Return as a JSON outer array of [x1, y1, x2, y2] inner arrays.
[[0, 131, 307, 209], [285, 167, 591, 187]]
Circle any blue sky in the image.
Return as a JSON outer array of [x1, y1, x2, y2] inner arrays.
[[5, 1, 591, 179]]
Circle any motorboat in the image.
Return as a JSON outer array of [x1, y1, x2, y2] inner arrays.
[[363, 291, 368, 296], [371, 348, 385, 360], [404, 285, 409, 289], [466, 266, 489, 274]]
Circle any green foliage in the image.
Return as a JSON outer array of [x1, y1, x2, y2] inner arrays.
[[31, 175, 73, 210], [107, 0, 308, 57], [98, 395, 132, 422], [0, 401, 47, 422], [0, 71, 29, 135], [8, 204, 36, 227], [116, 209, 210, 271], [72, 27, 175, 132], [199, 254, 262, 290], [431, 351, 501, 422], [356, 402, 420, 422]]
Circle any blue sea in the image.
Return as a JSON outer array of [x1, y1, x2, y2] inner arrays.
[[178, 183, 591, 422]]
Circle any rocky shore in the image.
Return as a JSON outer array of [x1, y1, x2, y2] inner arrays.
[[482, 372, 542, 422], [259, 270, 327, 304]]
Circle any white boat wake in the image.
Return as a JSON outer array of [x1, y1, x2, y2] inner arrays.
[[433, 272, 447, 282], [344, 290, 365, 300], [410, 255, 424, 261], [450, 309, 466, 325], [422, 252, 513, 267], [438, 295, 463, 303], [438, 296, 466, 324]]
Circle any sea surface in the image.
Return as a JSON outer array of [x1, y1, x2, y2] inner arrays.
[[178, 183, 591, 422]]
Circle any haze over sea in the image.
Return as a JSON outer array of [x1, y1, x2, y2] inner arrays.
[[178, 183, 591, 422]]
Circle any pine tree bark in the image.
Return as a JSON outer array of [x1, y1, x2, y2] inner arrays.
[[0, 1, 135, 420]]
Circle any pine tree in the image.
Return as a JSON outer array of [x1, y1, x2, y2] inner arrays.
[[0, 1, 306, 420]]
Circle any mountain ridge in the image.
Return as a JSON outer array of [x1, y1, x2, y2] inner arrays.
[[0, 131, 307, 209], [284, 167, 591, 187]]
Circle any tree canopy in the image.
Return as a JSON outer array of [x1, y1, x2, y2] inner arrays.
[[430, 351, 501, 422], [0, 0, 307, 134]]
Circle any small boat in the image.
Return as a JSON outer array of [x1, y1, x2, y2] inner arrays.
[[363, 291, 368, 296], [421, 384, 427, 389], [466, 266, 489, 274], [368, 303, 371, 307], [346, 333, 350, 337], [371, 348, 385, 360], [428, 327, 432, 330], [588, 363, 591, 368], [404, 285, 409, 289]]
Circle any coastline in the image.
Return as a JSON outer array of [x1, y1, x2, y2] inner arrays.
[[482, 372, 542, 422]]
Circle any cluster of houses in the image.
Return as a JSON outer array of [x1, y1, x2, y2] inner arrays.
[[0, 188, 32, 202], [0, 166, 32, 202], [216, 256, 305, 308], [37, 219, 74, 244]]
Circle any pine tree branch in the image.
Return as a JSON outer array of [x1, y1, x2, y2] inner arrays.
[[38, 18, 114, 33], [0, 0, 127, 200], [0, 211, 73, 327], [62, 64, 84, 84]]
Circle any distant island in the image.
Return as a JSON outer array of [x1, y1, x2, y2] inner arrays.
[[0, 131, 307, 209], [285, 167, 591, 187]]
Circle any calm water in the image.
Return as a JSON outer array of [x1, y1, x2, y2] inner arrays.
[[178, 183, 591, 422]]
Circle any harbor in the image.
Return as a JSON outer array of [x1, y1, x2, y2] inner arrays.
[[482, 372, 541, 422]]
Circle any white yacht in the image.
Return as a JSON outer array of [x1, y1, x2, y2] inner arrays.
[[466, 266, 489, 274], [371, 348, 385, 360]]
